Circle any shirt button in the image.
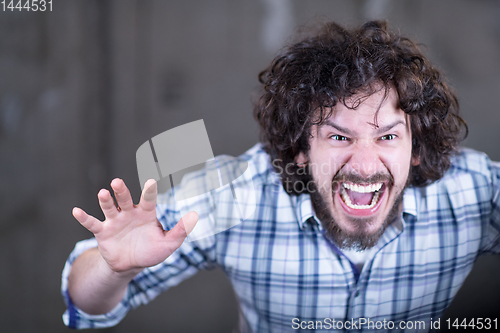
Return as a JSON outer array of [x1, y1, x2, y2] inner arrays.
[[354, 290, 360, 297]]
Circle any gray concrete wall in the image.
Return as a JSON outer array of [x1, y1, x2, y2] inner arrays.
[[0, 0, 499, 332]]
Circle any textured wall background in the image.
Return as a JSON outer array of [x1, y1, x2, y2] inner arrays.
[[1, 0, 499, 332]]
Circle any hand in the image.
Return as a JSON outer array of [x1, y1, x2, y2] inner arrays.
[[72, 178, 198, 274]]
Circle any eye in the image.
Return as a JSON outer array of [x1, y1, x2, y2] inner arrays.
[[330, 135, 349, 141], [380, 134, 397, 141]]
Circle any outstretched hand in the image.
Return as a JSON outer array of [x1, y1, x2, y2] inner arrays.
[[72, 178, 198, 274]]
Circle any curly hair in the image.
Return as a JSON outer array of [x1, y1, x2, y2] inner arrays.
[[254, 20, 467, 194]]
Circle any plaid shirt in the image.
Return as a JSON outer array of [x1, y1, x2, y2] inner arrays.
[[62, 144, 500, 332]]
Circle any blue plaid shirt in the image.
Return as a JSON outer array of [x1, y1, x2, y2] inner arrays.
[[62, 144, 500, 332]]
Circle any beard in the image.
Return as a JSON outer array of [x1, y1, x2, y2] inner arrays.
[[308, 169, 409, 251]]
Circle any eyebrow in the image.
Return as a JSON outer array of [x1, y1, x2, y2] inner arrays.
[[375, 120, 406, 134], [322, 120, 354, 136], [322, 119, 406, 135]]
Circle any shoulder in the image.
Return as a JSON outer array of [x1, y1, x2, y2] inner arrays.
[[238, 143, 281, 186], [429, 148, 498, 206], [447, 148, 495, 179], [442, 148, 500, 189]]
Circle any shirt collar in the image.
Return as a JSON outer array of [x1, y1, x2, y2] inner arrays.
[[390, 186, 420, 232], [402, 186, 420, 219], [293, 192, 318, 229]]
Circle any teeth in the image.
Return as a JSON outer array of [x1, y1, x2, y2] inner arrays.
[[341, 188, 381, 210], [342, 182, 382, 193]]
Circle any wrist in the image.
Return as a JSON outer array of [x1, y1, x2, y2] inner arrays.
[[96, 251, 143, 283]]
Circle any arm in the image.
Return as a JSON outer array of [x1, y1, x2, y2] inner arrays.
[[67, 247, 141, 314], [487, 161, 500, 253], [66, 178, 198, 315]]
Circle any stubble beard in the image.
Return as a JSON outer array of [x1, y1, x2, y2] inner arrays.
[[308, 171, 409, 251]]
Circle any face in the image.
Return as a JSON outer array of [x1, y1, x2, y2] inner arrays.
[[297, 88, 417, 250]]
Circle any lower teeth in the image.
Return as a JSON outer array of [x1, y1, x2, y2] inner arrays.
[[341, 188, 380, 210]]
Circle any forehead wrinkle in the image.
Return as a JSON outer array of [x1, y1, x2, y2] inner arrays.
[[316, 88, 406, 137]]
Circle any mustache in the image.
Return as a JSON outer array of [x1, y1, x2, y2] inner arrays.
[[331, 171, 394, 192]]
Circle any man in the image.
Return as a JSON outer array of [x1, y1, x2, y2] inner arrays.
[[62, 21, 500, 332]]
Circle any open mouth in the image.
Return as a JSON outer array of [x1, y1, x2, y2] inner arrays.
[[340, 182, 385, 210]]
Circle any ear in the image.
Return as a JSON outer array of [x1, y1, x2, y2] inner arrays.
[[411, 155, 420, 166], [295, 152, 308, 165]]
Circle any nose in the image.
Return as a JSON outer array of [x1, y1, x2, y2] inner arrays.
[[346, 141, 383, 178]]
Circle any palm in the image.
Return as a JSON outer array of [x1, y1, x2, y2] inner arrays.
[[72, 178, 198, 273]]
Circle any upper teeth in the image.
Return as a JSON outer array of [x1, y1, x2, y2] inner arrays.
[[343, 182, 382, 193]]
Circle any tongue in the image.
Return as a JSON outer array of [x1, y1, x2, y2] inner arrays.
[[346, 188, 374, 206]]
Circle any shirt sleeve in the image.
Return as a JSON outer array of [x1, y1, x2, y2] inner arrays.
[[61, 188, 218, 329], [484, 160, 500, 254]]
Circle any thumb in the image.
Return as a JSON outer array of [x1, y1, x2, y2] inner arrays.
[[179, 211, 199, 235], [164, 211, 199, 243]]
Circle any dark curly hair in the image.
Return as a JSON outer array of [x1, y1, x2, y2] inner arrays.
[[254, 20, 467, 194]]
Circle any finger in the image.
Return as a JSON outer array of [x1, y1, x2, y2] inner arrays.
[[110, 178, 134, 211], [72, 207, 103, 234], [164, 211, 199, 246], [98, 189, 119, 219], [139, 179, 157, 211]]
